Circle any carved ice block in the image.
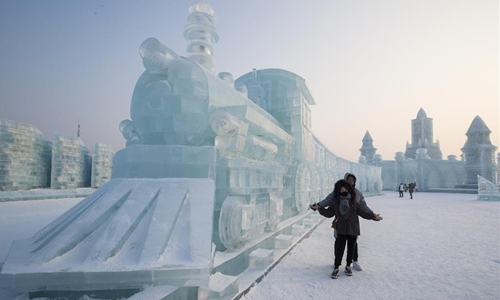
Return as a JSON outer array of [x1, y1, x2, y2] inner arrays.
[[249, 248, 274, 269], [302, 218, 314, 228], [292, 224, 305, 236], [309, 213, 321, 222], [275, 234, 293, 249], [198, 272, 239, 300]]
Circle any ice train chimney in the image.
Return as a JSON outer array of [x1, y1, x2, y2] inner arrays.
[[184, 1, 219, 73]]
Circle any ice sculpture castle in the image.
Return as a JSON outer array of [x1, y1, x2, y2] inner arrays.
[[360, 109, 498, 192], [0, 2, 382, 299]]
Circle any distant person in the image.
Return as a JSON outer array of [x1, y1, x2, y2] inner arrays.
[[408, 182, 416, 199], [398, 183, 405, 197], [310, 173, 371, 271], [313, 179, 382, 279], [403, 183, 408, 192]]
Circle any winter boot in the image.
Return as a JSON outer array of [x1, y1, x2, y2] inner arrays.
[[353, 261, 363, 271], [344, 266, 353, 276], [331, 267, 340, 279]]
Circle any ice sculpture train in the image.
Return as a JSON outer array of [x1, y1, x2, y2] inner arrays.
[[0, 2, 382, 298]]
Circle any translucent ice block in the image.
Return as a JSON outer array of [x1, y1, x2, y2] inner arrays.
[[50, 133, 91, 189], [91, 143, 114, 188], [0, 119, 51, 191]]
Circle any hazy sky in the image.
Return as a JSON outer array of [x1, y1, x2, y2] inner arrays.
[[0, 0, 498, 162]]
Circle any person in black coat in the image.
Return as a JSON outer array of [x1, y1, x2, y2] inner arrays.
[[408, 182, 416, 199], [317, 179, 382, 278], [311, 172, 371, 271]]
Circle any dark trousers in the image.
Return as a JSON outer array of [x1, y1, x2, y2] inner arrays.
[[409, 190, 413, 199], [334, 233, 357, 267], [353, 242, 358, 261], [399, 191, 403, 197]]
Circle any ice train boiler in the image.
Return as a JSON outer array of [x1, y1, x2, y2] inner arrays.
[[0, 2, 382, 298]]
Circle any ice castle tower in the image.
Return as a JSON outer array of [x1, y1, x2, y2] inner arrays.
[[359, 130, 377, 164], [405, 108, 443, 160], [462, 115, 498, 184]]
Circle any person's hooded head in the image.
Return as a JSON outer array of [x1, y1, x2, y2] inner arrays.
[[344, 172, 357, 187], [333, 179, 356, 200], [334, 179, 357, 217]]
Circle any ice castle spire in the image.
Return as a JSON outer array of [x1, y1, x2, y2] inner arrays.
[[359, 130, 377, 164], [416, 108, 427, 119], [465, 115, 491, 136], [184, 1, 219, 73]]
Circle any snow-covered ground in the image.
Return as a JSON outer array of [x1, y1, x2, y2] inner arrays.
[[0, 197, 83, 263], [242, 192, 500, 300], [0, 192, 498, 300]]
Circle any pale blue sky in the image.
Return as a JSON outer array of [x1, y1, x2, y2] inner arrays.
[[0, 0, 498, 161]]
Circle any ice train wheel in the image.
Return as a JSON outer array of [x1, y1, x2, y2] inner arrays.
[[218, 196, 250, 249]]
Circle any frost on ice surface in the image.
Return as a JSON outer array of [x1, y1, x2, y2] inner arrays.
[[0, 178, 215, 291]]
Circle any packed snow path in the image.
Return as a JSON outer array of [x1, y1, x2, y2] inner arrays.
[[242, 192, 499, 300]]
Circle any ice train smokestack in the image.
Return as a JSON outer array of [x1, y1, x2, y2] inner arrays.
[[184, 1, 219, 73]]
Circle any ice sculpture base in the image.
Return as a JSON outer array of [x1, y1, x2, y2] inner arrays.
[[1, 204, 324, 299], [125, 212, 325, 300], [0, 178, 216, 293]]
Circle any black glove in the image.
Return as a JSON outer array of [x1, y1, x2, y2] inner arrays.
[[310, 203, 320, 211]]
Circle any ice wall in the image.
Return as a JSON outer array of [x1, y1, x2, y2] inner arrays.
[[50, 133, 91, 189], [91, 143, 114, 188], [0, 119, 51, 191], [0, 119, 114, 192]]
